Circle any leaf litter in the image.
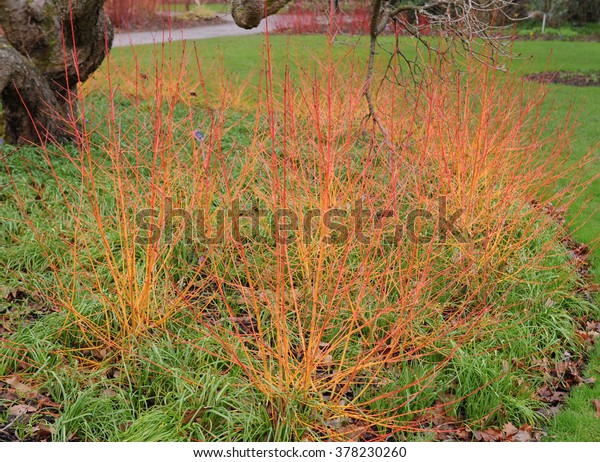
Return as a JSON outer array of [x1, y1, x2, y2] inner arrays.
[[0, 375, 61, 441]]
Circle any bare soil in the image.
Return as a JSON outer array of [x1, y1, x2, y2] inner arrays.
[[525, 71, 600, 87]]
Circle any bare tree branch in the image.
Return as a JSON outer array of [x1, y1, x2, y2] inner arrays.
[[364, 1, 516, 119], [227, 0, 518, 146]]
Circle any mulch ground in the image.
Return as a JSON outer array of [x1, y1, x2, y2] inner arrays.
[[524, 71, 600, 87]]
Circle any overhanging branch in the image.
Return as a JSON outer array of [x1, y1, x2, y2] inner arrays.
[[231, 0, 294, 29]]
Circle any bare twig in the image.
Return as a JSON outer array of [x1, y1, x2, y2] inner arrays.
[[363, 0, 517, 137]]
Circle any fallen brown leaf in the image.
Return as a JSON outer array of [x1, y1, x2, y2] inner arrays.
[[6, 375, 38, 399], [511, 430, 534, 442], [182, 407, 211, 425], [100, 388, 118, 398], [474, 428, 503, 442], [511, 424, 535, 442], [33, 423, 54, 440], [117, 422, 132, 432], [502, 422, 519, 438], [36, 396, 61, 409], [592, 399, 600, 418], [0, 390, 18, 401], [8, 403, 37, 418], [336, 424, 372, 441], [453, 428, 471, 441]]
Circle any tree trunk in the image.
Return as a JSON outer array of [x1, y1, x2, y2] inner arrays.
[[0, 0, 114, 145], [231, 0, 292, 29]]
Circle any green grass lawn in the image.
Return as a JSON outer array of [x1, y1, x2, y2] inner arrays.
[[516, 20, 600, 39], [202, 2, 230, 14], [511, 40, 600, 441], [158, 2, 230, 14], [1, 35, 599, 441], [511, 41, 600, 267]]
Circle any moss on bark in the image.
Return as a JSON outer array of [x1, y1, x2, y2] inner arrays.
[[0, 0, 113, 145]]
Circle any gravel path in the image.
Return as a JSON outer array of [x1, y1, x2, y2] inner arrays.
[[112, 15, 266, 48]]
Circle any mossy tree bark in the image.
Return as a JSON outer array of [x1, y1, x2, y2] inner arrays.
[[0, 0, 113, 144], [230, 0, 293, 29]]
